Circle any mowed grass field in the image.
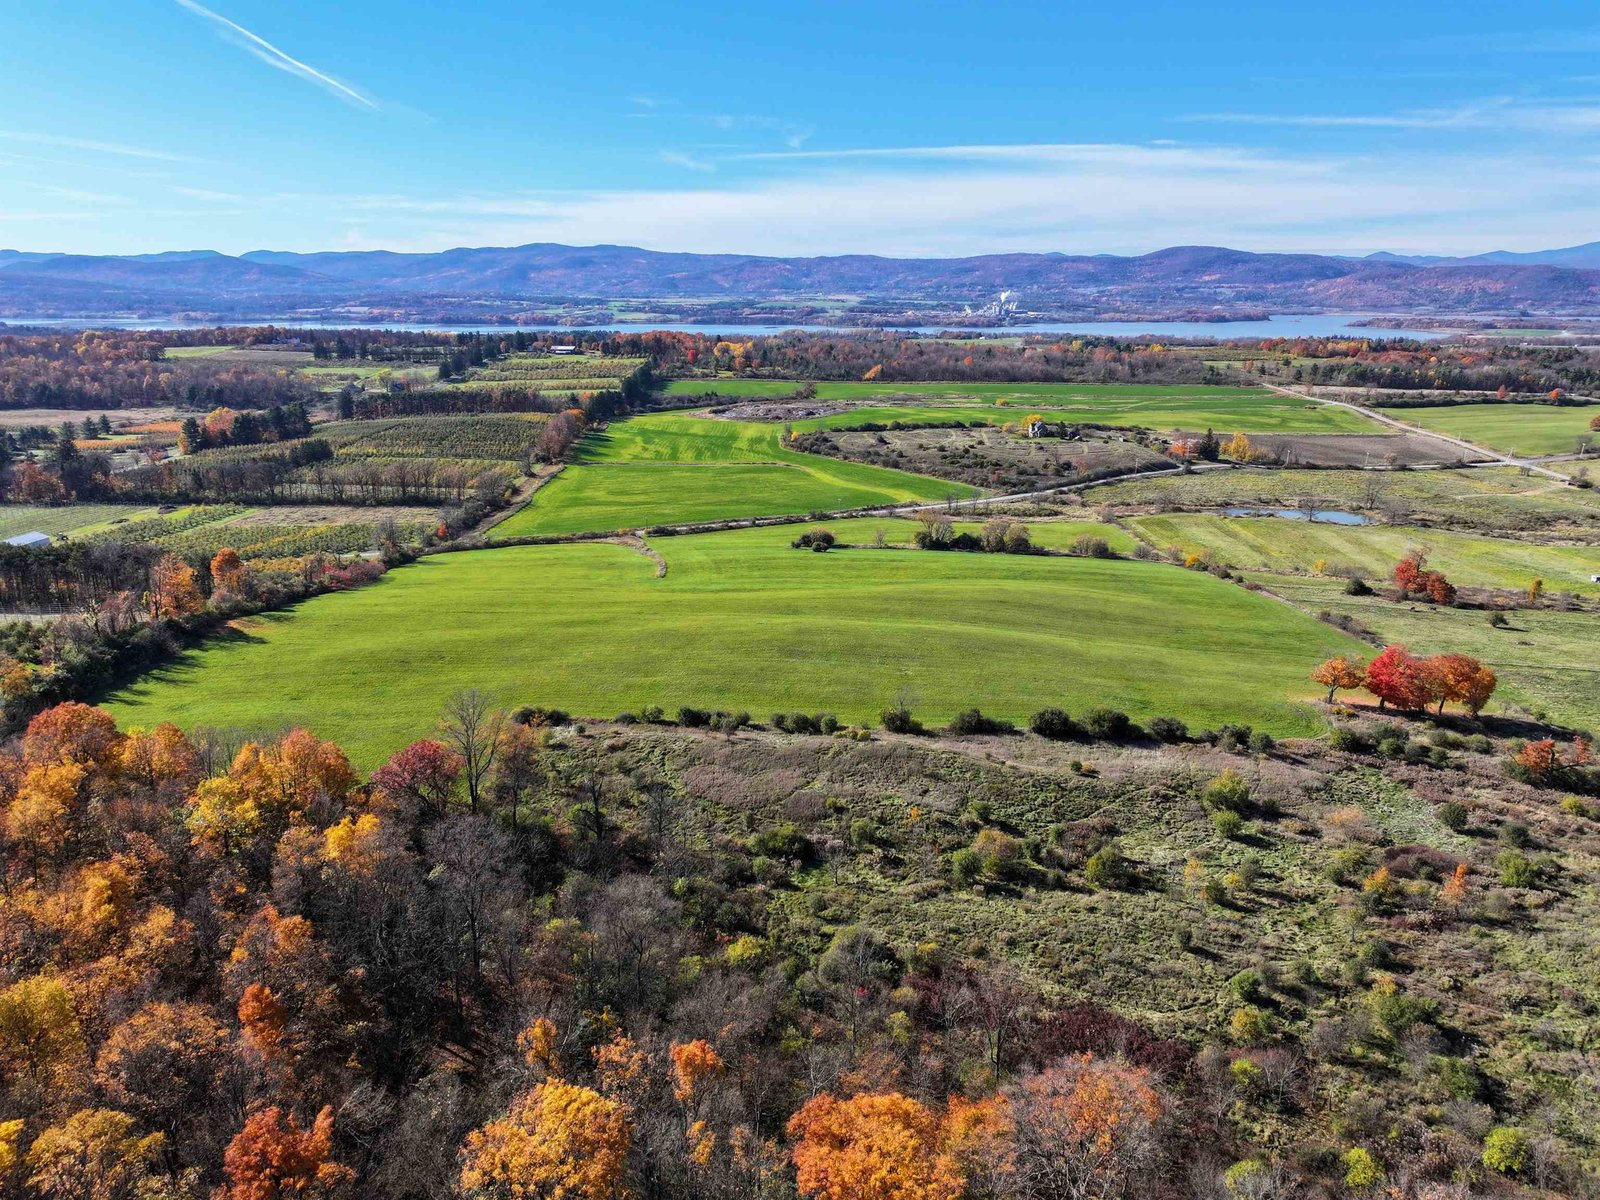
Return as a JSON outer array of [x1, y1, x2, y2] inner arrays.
[[102, 525, 1361, 766], [1127, 513, 1600, 595], [496, 411, 977, 536], [1378, 402, 1600, 457], [667, 380, 1377, 434]]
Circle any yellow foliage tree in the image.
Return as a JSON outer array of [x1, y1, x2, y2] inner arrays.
[[25, 1109, 164, 1200], [0, 974, 87, 1091], [5, 762, 86, 860], [459, 1080, 633, 1200]]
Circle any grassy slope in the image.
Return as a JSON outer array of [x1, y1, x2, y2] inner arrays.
[[102, 527, 1361, 766], [497, 411, 978, 536], [666, 380, 1375, 434], [1253, 572, 1600, 731], [1127, 513, 1600, 596], [1379, 401, 1600, 456]]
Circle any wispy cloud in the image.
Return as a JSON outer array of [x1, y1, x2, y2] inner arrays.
[[174, 0, 377, 109], [0, 130, 186, 161], [247, 141, 1600, 259], [1184, 97, 1600, 133], [658, 150, 715, 173]]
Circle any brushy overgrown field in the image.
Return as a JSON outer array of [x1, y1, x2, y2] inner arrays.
[[101, 524, 1360, 765], [667, 379, 1378, 434], [1377, 400, 1600, 456], [1127, 512, 1600, 596], [1084, 465, 1600, 536], [495, 410, 978, 536]]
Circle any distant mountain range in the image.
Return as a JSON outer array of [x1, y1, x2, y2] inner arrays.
[[4, 242, 1600, 324]]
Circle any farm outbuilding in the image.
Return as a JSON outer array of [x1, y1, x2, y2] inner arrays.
[[4, 531, 52, 549]]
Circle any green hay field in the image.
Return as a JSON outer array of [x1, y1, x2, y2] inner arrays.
[[1378, 402, 1600, 457], [101, 525, 1360, 766], [495, 411, 978, 536], [665, 380, 1376, 433], [1127, 513, 1600, 595]]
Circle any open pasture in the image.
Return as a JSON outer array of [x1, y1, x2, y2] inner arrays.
[[1378, 401, 1600, 457], [102, 526, 1361, 765], [670, 380, 1376, 433], [496, 410, 977, 536], [1256, 573, 1600, 732], [1127, 512, 1600, 595]]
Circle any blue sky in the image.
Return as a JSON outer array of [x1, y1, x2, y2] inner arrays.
[[2, 0, 1598, 257]]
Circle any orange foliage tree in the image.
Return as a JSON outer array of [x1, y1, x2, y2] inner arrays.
[[1002, 1055, 1165, 1200], [1311, 655, 1366, 703], [787, 1092, 965, 1200], [1423, 653, 1497, 716], [23, 702, 123, 769], [146, 553, 205, 620], [211, 547, 250, 596], [458, 1081, 632, 1200], [223, 1106, 352, 1200]]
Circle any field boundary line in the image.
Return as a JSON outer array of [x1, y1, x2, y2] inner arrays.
[[1266, 383, 1572, 482]]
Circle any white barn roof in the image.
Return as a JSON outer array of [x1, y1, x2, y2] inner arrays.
[[4, 531, 52, 549]]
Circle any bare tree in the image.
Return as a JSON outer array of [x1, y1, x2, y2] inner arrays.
[[440, 689, 506, 813]]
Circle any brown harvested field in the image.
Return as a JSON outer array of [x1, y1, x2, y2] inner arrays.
[[0, 407, 186, 430], [809, 425, 1169, 492], [1225, 431, 1478, 467], [123, 420, 184, 436]]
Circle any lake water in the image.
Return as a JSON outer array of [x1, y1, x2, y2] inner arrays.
[[4, 313, 1443, 340], [1221, 507, 1374, 525]]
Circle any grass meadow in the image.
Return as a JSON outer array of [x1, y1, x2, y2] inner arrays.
[[1378, 401, 1600, 457], [1127, 512, 1600, 595], [101, 525, 1360, 765], [667, 380, 1375, 434], [495, 411, 977, 536]]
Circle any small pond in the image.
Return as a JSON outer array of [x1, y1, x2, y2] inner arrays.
[[1220, 507, 1375, 525]]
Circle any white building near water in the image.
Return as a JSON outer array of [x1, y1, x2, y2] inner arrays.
[[4, 531, 51, 549]]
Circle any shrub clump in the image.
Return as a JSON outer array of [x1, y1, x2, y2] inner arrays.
[[946, 708, 1016, 736], [880, 704, 924, 735], [1030, 707, 1083, 741], [791, 529, 836, 552], [1082, 708, 1137, 741]]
